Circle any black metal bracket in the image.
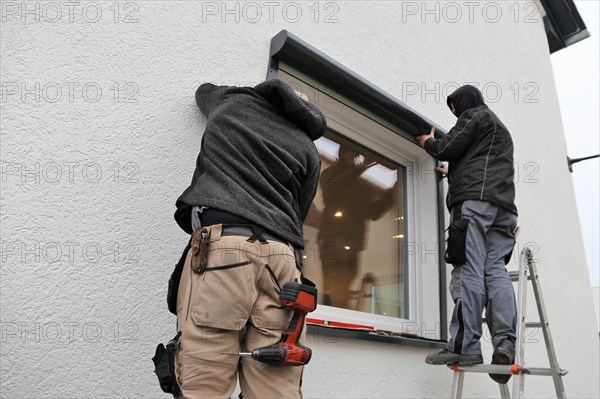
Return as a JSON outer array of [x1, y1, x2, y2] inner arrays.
[[567, 154, 599, 172]]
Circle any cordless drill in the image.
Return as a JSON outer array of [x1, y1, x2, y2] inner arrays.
[[226, 282, 317, 366]]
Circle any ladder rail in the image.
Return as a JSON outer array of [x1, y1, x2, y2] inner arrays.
[[512, 248, 529, 399], [527, 260, 567, 398], [451, 371, 465, 399], [499, 383, 511, 399]]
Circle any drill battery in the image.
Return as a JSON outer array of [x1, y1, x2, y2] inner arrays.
[[280, 282, 317, 313]]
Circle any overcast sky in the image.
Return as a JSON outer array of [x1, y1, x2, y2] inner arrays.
[[551, 0, 600, 287]]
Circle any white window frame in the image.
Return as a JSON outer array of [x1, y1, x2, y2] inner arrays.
[[278, 69, 442, 339]]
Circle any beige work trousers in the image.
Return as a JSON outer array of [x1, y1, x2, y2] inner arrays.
[[175, 224, 304, 399]]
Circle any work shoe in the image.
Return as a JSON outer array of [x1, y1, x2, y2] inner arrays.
[[489, 339, 515, 384], [425, 348, 483, 366]]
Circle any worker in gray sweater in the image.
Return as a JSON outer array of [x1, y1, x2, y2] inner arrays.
[[172, 79, 326, 399]]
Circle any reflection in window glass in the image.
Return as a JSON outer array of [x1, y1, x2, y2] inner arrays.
[[303, 131, 406, 318]]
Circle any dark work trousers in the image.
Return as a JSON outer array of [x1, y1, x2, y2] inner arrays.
[[446, 200, 518, 356]]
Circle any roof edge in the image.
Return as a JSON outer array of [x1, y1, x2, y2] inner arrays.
[[540, 0, 590, 53]]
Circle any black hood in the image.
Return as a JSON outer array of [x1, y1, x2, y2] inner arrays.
[[254, 79, 327, 141], [446, 85, 485, 117]]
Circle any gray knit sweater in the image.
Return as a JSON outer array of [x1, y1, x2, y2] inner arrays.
[[175, 79, 327, 248]]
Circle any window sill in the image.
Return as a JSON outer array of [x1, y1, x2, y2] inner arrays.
[[307, 324, 446, 349]]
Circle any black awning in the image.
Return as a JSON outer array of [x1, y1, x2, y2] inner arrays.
[[267, 30, 447, 140]]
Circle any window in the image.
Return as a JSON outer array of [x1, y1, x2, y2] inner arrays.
[[305, 131, 407, 319], [269, 31, 447, 340]]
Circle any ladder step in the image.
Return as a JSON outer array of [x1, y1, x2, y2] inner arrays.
[[448, 364, 569, 377], [509, 270, 531, 281], [526, 322, 543, 328], [524, 367, 569, 377], [484, 321, 543, 328], [448, 364, 514, 375]]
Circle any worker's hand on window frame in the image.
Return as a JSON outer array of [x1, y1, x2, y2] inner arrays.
[[416, 127, 436, 148], [435, 163, 449, 178]]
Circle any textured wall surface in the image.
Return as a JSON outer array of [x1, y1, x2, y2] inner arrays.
[[1, 1, 598, 398]]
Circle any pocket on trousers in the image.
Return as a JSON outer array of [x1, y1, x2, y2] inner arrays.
[[445, 219, 469, 265], [251, 245, 300, 330], [190, 257, 252, 331], [503, 225, 518, 265]]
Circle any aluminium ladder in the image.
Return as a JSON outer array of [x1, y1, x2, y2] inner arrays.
[[448, 247, 568, 399]]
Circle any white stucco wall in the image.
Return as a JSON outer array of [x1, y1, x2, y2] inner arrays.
[[1, 1, 598, 398]]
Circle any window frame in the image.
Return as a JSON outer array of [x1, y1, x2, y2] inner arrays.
[[267, 30, 448, 341]]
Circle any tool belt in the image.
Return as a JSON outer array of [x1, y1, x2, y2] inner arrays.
[[152, 332, 182, 398], [167, 220, 295, 315], [200, 207, 288, 243], [220, 224, 303, 272], [221, 224, 288, 244]]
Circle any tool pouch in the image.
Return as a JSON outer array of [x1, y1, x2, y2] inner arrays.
[[167, 242, 191, 315], [445, 219, 469, 265], [503, 225, 519, 265], [191, 227, 210, 274], [152, 332, 182, 398]]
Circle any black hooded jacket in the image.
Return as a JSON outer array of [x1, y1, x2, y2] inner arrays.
[[425, 85, 517, 215], [175, 79, 327, 247]]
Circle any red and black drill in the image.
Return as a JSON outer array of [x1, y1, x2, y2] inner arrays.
[[225, 282, 317, 366]]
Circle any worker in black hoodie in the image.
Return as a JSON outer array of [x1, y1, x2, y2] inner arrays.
[[417, 85, 518, 385], [172, 79, 326, 398]]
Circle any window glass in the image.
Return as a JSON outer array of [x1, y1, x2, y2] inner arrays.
[[303, 131, 407, 319]]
